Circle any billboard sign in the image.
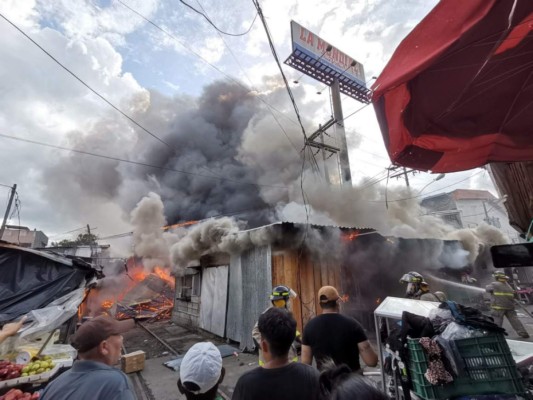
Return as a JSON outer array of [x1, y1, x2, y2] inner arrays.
[[290, 21, 366, 85]]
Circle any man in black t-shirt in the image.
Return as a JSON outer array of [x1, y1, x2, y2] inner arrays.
[[233, 308, 319, 400], [302, 286, 378, 372]]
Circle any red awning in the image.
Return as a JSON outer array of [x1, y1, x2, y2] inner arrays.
[[371, 0, 533, 172]]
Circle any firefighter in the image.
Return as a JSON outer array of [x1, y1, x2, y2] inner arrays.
[[251, 285, 300, 365], [419, 282, 447, 302], [486, 271, 530, 338], [399, 271, 424, 299], [434, 291, 448, 302]]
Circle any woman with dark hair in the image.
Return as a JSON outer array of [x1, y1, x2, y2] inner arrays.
[[330, 377, 389, 400], [319, 364, 388, 400]]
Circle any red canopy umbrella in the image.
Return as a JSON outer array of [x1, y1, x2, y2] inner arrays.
[[371, 0, 533, 172]]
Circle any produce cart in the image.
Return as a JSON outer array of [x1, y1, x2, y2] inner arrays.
[[0, 339, 76, 399], [374, 297, 531, 400]]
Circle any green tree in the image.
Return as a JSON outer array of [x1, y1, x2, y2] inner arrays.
[[52, 233, 98, 247]]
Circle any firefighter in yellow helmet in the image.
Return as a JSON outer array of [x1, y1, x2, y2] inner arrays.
[[486, 271, 529, 338], [251, 285, 300, 365], [399, 271, 424, 299]]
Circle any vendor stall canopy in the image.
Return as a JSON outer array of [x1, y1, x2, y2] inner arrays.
[[0, 243, 97, 323], [371, 0, 533, 172]]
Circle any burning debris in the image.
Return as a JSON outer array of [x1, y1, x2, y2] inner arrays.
[[83, 260, 175, 321]]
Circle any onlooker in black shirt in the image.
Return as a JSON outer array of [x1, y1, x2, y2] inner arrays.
[[233, 308, 319, 400], [302, 286, 378, 372]]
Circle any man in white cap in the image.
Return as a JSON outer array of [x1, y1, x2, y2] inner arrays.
[[178, 342, 225, 400], [302, 286, 377, 372]]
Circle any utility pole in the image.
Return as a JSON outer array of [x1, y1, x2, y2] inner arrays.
[[305, 118, 339, 184], [87, 224, 96, 264], [387, 166, 415, 187], [403, 167, 410, 188], [331, 79, 352, 185], [0, 184, 17, 239], [482, 201, 492, 226]]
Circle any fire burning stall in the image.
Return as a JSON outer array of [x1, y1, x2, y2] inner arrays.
[[81, 259, 175, 321], [172, 222, 481, 350]]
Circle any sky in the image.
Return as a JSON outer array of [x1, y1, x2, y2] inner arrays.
[[0, 0, 497, 242]]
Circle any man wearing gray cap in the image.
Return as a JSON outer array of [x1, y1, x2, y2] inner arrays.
[[40, 315, 137, 400], [177, 342, 225, 400]]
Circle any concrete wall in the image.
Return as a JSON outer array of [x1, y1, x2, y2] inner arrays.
[[173, 295, 201, 328], [1, 228, 48, 248]]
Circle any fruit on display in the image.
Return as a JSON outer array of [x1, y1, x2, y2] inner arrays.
[[0, 388, 40, 399], [0, 356, 55, 382], [20, 357, 55, 377], [0, 361, 23, 381]]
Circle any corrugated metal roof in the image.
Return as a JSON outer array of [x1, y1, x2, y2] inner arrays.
[[239, 221, 376, 234], [0, 242, 73, 266]]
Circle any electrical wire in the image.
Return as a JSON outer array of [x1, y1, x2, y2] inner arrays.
[[116, 0, 300, 129], [192, 0, 300, 156], [177, 0, 258, 37], [251, 0, 308, 142], [0, 183, 14, 189], [48, 226, 88, 238], [116, 0, 302, 157], [373, 170, 485, 203], [98, 205, 276, 240], [0, 133, 289, 190], [0, 12, 174, 152]]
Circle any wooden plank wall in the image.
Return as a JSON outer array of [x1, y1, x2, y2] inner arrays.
[[272, 248, 341, 332]]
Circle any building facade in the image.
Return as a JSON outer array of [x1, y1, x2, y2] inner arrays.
[[421, 189, 521, 242], [1, 225, 48, 248]]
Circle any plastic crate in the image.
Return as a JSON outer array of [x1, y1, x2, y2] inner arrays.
[[407, 335, 525, 399]]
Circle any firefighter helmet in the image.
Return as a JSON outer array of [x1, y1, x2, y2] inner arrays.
[[399, 271, 424, 284], [492, 271, 509, 281], [400, 272, 424, 298], [434, 291, 447, 302], [270, 285, 291, 301]]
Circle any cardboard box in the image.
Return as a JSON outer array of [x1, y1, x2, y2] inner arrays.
[[121, 350, 146, 373]]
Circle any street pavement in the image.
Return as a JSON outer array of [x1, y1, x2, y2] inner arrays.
[[128, 348, 257, 400]]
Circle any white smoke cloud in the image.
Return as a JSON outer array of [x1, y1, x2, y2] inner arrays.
[[130, 192, 174, 269]]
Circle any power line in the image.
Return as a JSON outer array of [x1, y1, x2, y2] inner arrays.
[[116, 0, 300, 130], [192, 0, 300, 156], [0, 183, 14, 189], [342, 103, 370, 123], [0, 12, 174, 152], [373, 170, 485, 203], [177, 0, 258, 37], [252, 0, 308, 142], [0, 133, 289, 190], [117, 0, 303, 161], [1, 8, 294, 187], [98, 205, 275, 240]]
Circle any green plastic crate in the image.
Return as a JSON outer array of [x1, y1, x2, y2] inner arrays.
[[407, 334, 525, 400]]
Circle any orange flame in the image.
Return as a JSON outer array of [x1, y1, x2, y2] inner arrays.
[[101, 300, 114, 309], [163, 220, 199, 231], [154, 266, 175, 288], [376, 297, 381, 304], [342, 231, 359, 242]]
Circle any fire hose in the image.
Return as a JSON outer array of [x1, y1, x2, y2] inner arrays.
[[515, 300, 533, 319]]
